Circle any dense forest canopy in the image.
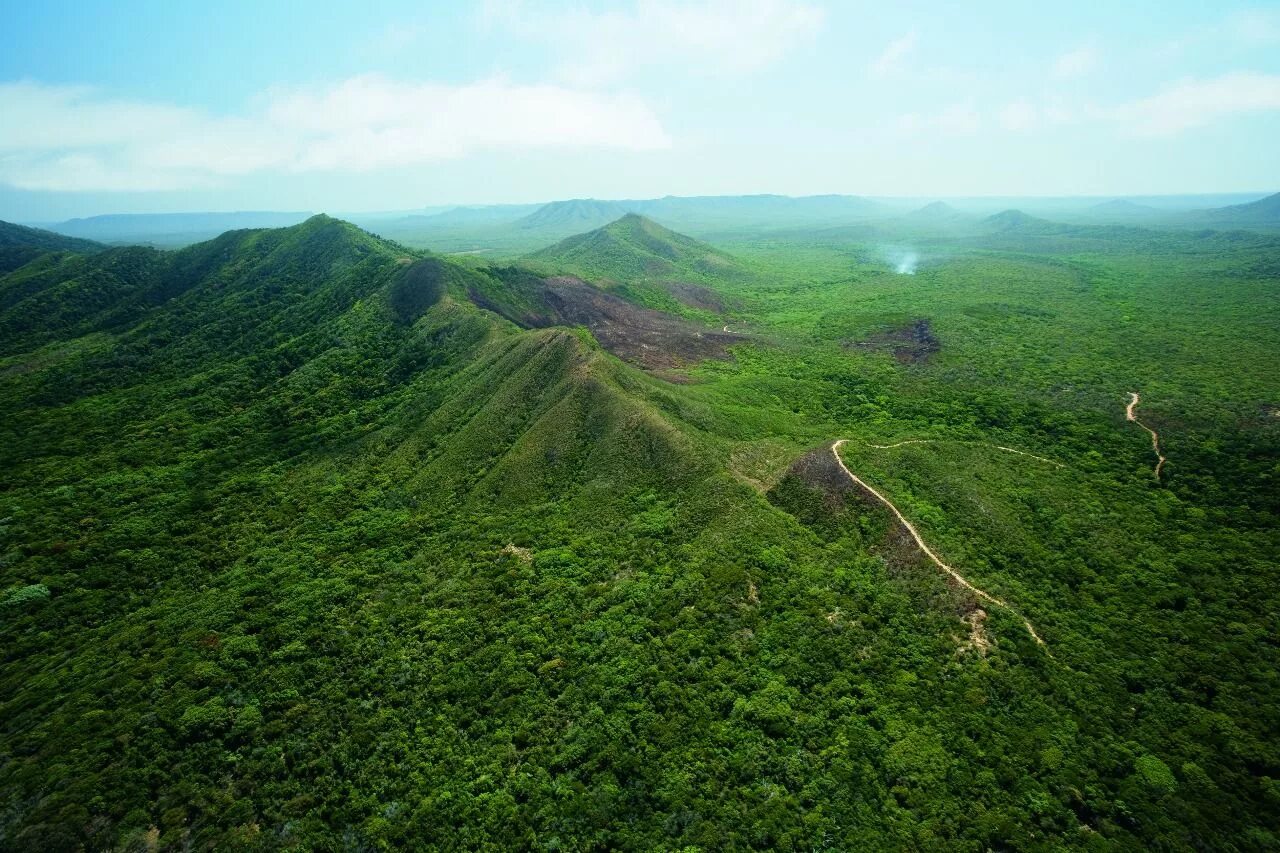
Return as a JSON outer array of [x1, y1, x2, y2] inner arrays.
[[1, 210, 1277, 850]]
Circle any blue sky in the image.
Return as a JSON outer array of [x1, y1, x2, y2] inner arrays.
[[1, 0, 1278, 219]]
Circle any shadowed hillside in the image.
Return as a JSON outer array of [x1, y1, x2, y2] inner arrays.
[[0, 219, 104, 254], [0, 220, 105, 276]]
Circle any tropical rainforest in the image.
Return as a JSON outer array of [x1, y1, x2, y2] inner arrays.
[[1, 198, 1278, 851]]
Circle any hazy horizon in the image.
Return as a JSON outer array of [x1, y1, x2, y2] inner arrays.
[[15, 189, 1276, 227], [3, 0, 1280, 221]]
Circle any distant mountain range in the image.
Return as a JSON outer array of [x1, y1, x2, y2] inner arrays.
[[518, 199, 638, 231], [413, 194, 887, 236], [1089, 199, 1163, 217], [409, 203, 544, 227], [40, 211, 314, 246], [20, 191, 1279, 252]]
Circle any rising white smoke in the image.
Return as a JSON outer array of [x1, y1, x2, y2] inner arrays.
[[895, 252, 919, 275]]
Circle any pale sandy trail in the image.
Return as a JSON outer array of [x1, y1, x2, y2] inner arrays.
[[866, 439, 932, 450], [867, 439, 1065, 468], [831, 439, 1047, 646], [1126, 392, 1166, 480]]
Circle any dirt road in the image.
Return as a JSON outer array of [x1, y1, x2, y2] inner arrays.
[[1126, 392, 1166, 480], [867, 439, 1064, 468], [831, 439, 1047, 646]]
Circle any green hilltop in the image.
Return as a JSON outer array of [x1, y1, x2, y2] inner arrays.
[[527, 212, 745, 282], [0, 220, 104, 274]]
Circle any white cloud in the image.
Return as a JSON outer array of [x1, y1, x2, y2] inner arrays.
[[870, 31, 917, 78], [0, 76, 671, 192], [1112, 72, 1280, 135], [911, 71, 1280, 141], [1052, 45, 1099, 79], [485, 0, 824, 85]]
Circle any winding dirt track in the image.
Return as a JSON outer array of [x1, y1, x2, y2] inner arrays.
[[1126, 392, 1166, 480], [831, 440, 1047, 646], [867, 439, 1065, 469]]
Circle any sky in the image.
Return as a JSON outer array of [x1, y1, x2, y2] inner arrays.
[[1, 0, 1278, 220]]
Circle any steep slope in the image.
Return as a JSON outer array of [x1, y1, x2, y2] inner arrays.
[[0, 215, 792, 850], [0, 215, 403, 358], [0, 219, 104, 253], [527, 213, 745, 283]]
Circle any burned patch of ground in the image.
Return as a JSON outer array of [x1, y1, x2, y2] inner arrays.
[[767, 446, 871, 541], [769, 445, 978, 621], [389, 258, 447, 324], [544, 277, 742, 369], [469, 273, 744, 371], [848, 318, 940, 364]]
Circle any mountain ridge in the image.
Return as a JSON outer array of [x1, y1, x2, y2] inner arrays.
[[0, 219, 105, 254]]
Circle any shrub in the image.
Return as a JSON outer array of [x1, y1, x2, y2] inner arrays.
[[1134, 755, 1177, 795], [2, 584, 50, 609]]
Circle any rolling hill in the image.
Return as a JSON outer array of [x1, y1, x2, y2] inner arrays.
[[1090, 199, 1162, 217], [1198, 190, 1280, 226], [526, 213, 745, 283], [981, 208, 1058, 232], [906, 200, 963, 221]]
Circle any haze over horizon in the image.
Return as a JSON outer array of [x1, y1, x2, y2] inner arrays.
[[3, 0, 1279, 220]]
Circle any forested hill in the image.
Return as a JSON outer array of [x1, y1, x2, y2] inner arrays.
[[0, 219, 104, 254], [527, 212, 745, 282], [1, 215, 1277, 849]]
